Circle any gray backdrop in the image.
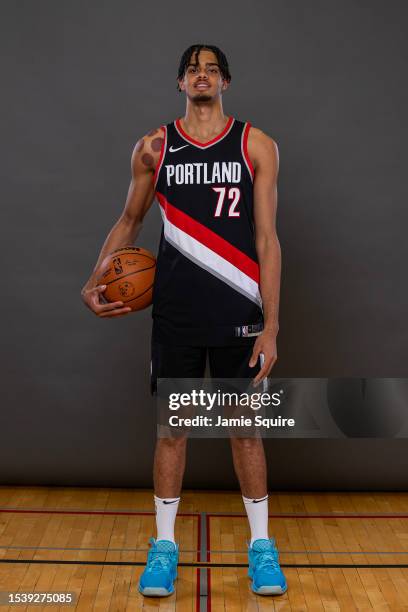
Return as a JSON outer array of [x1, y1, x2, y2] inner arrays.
[[1, 0, 408, 489]]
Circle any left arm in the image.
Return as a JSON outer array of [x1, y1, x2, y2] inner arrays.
[[247, 128, 281, 385]]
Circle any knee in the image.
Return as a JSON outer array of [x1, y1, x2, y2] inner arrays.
[[157, 436, 188, 451], [230, 437, 262, 451]]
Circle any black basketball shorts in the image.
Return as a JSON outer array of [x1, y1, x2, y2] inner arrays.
[[150, 339, 266, 396]]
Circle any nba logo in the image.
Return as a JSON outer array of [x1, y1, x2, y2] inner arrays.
[[242, 326, 249, 337], [113, 257, 123, 275]]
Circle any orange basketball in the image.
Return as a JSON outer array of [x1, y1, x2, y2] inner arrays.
[[97, 246, 156, 312]]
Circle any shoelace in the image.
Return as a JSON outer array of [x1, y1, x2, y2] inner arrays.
[[255, 549, 280, 572], [146, 549, 173, 573]]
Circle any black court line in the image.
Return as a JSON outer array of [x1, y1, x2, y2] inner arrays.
[[1, 559, 408, 569], [2, 508, 408, 519]]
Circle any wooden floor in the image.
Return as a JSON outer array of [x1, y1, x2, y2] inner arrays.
[[0, 487, 408, 610]]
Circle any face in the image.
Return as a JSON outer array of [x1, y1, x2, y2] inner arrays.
[[178, 48, 229, 102]]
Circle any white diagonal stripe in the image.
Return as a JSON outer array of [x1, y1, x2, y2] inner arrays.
[[159, 207, 262, 307]]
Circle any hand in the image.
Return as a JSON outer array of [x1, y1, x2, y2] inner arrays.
[[248, 328, 278, 387], [81, 284, 132, 318]]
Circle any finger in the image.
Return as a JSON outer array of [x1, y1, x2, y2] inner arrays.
[[94, 300, 125, 311], [98, 307, 132, 318], [265, 356, 277, 376], [253, 355, 277, 385], [252, 357, 274, 386], [262, 357, 277, 380], [87, 284, 107, 296], [248, 345, 261, 367], [252, 368, 268, 386], [92, 285, 110, 304], [108, 308, 132, 317]]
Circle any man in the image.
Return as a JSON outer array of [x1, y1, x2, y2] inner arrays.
[[81, 44, 287, 597]]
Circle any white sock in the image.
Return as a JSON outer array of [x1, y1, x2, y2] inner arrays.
[[154, 495, 180, 543], [242, 494, 269, 546]]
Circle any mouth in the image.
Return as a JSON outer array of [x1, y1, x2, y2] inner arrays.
[[195, 82, 210, 90]]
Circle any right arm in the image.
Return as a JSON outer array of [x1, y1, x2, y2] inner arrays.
[[81, 127, 164, 317]]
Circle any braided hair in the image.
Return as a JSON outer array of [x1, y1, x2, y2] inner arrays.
[[176, 44, 231, 92]]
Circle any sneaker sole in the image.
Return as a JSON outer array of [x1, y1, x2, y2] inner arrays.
[[252, 584, 288, 596], [139, 585, 174, 597]]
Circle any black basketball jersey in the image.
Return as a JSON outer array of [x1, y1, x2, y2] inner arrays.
[[151, 116, 264, 346]]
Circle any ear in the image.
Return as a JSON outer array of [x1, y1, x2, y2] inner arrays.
[[221, 79, 229, 92], [178, 78, 185, 92]]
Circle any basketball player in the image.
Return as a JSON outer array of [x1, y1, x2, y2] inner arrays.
[[81, 44, 287, 597]]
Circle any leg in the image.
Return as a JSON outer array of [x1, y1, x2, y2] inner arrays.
[[208, 341, 269, 513], [229, 435, 267, 499], [139, 340, 206, 597], [208, 343, 287, 596], [152, 435, 187, 543], [228, 416, 287, 595], [153, 436, 187, 499], [230, 434, 270, 546], [151, 340, 206, 538]]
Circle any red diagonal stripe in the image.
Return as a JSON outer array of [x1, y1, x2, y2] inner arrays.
[[156, 192, 260, 283]]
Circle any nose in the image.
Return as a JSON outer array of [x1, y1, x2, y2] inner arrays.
[[196, 67, 208, 79]]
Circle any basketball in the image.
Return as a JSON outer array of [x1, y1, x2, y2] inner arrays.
[[97, 246, 156, 312]]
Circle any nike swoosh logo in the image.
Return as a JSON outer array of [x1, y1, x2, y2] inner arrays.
[[169, 144, 189, 153], [252, 496, 268, 503], [163, 499, 179, 504]]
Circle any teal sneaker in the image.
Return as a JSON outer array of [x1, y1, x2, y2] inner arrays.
[[139, 538, 179, 597], [248, 538, 287, 595]]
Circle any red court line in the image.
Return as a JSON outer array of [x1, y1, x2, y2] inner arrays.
[[206, 515, 211, 562], [207, 513, 408, 519], [206, 514, 211, 612], [0, 508, 202, 609], [0, 509, 198, 517], [207, 567, 211, 612], [197, 514, 202, 563], [205, 512, 408, 610], [196, 513, 201, 612], [206, 515, 212, 612], [196, 568, 200, 612]]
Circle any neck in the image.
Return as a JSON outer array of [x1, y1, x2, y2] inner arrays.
[[182, 99, 228, 139]]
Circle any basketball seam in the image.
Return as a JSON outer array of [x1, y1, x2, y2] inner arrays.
[[101, 264, 156, 286], [121, 283, 154, 303], [110, 250, 156, 263]]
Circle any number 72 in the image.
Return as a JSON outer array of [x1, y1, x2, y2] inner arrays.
[[212, 187, 241, 217]]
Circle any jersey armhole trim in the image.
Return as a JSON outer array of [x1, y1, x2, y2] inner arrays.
[[152, 125, 167, 190], [241, 122, 254, 182]]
